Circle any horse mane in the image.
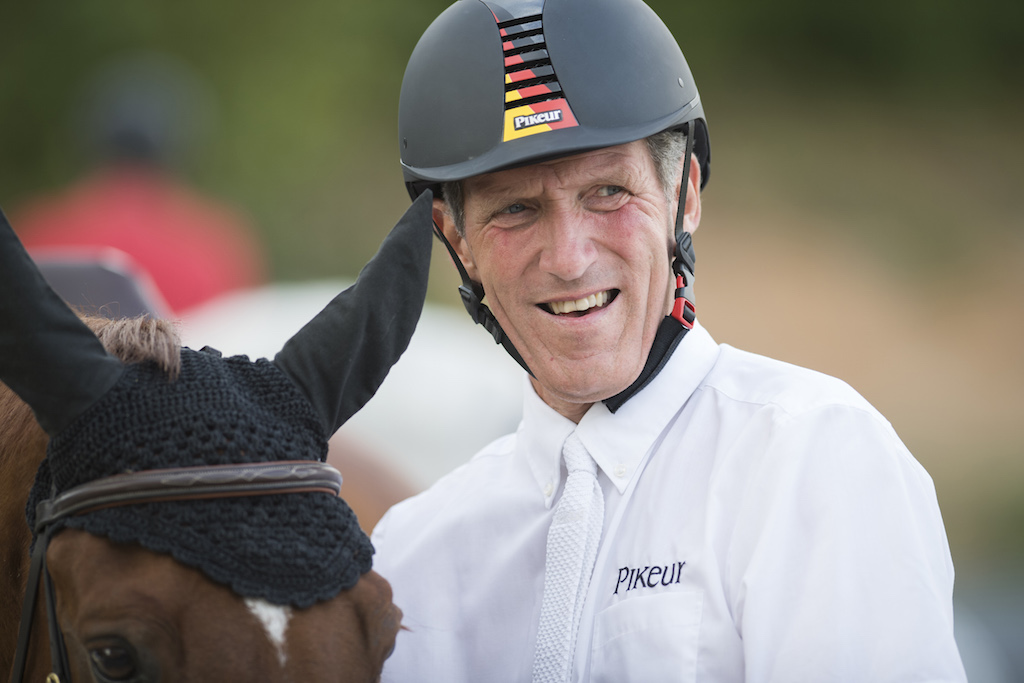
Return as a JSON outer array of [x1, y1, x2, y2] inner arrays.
[[0, 314, 180, 678], [88, 315, 182, 379]]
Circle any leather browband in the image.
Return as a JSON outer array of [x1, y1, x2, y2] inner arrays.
[[34, 461, 344, 531], [11, 460, 345, 683]]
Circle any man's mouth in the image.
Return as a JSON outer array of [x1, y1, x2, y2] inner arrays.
[[543, 290, 617, 316]]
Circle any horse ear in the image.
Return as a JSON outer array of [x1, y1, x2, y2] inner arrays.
[[274, 191, 434, 436], [0, 208, 124, 435]]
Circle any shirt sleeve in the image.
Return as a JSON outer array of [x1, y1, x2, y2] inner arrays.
[[723, 403, 967, 682]]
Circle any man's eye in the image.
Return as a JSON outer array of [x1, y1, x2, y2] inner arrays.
[[501, 203, 527, 215], [595, 185, 624, 197]]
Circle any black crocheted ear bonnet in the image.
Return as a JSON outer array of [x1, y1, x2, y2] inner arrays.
[[1, 193, 433, 608]]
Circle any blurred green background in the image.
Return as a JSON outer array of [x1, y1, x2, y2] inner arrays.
[[2, 0, 1021, 594]]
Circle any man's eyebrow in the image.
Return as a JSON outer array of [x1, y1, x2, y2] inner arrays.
[[468, 176, 531, 200], [556, 159, 643, 193], [592, 160, 644, 188], [467, 190, 525, 219], [466, 155, 645, 212], [464, 179, 535, 216]]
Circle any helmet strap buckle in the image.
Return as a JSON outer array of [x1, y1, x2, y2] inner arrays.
[[670, 123, 697, 329], [671, 274, 696, 330]]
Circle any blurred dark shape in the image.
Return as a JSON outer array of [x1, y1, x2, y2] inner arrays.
[[13, 53, 267, 315], [32, 246, 172, 319], [75, 51, 215, 170]]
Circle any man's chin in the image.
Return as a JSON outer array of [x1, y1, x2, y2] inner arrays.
[[528, 364, 640, 411]]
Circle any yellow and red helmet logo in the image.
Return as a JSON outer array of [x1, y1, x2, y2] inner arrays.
[[504, 98, 578, 143]]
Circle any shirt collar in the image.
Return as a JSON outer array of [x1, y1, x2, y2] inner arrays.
[[518, 321, 720, 507]]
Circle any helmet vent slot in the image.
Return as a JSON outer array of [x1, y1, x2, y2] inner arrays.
[[506, 60, 552, 76], [501, 25, 544, 40], [504, 41, 547, 58], [496, 14, 542, 31], [500, 15, 566, 112], [506, 74, 557, 91]]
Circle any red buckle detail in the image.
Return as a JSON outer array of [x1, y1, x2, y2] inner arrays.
[[672, 297, 695, 329], [671, 275, 695, 329]]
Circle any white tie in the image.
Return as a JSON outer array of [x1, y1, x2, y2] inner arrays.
[[532, 432, 605, 683]]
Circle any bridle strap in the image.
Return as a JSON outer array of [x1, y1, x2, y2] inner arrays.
[[9, 523, 72, 683], [43, 551, 71, 683], [11, 461, 344, 683], [9, 529, 47, 683], [35, 461, 343, 528]]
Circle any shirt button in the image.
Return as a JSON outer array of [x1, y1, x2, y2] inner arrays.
[[614, 464, 628, 478], [543, 482, 554, 497]]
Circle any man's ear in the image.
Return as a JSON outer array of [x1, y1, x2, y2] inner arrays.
[[670, 154, 702, 235], [433, 198, 480, 281]]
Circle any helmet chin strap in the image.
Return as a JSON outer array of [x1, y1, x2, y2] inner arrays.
[[605, 123, 697, 413], [433, 220, 535, 376], [671, 120, 698, 328], [435, 124, 698, 411]]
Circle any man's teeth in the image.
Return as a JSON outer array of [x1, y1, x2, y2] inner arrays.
[[549, 291, 610, 315]]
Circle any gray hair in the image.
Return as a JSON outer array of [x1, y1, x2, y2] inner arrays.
[[440, 130, 689, 237]]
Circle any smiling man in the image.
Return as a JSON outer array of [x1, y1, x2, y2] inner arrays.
[[371, 0, 967, 680], [452, 140, 688, 421]]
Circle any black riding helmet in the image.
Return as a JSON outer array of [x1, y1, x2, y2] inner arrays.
[[399, 0, 711, 409], [400, 0, 709, 199]]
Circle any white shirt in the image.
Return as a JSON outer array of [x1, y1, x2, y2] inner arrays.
[[372, 323, 967, 682]]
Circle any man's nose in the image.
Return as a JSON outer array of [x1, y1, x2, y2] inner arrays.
[[537, 212, 597, 282]]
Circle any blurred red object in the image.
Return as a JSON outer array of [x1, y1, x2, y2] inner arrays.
[[14, 165, 266, 314]]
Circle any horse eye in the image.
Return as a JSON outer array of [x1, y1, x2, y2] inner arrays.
[[88, 643, 139, 681]]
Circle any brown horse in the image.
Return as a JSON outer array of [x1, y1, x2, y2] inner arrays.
[[0, 316, 413, 682]]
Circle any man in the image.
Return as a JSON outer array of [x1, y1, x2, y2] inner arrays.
[[372, 0, 967, 680]]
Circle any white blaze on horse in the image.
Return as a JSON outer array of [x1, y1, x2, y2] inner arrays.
[[0, 194, 434, 683]]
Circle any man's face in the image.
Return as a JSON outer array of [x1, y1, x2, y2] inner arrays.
[[437, 140, 689, 421]]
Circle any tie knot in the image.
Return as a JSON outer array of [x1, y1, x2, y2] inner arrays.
[[562, 433, 595, 475]]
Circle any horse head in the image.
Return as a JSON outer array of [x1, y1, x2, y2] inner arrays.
[[0, 194, 433, 682], [45, 528, 402, 682]]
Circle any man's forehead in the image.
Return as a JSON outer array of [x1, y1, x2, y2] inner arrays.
[[464, 140, 650, 198]]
